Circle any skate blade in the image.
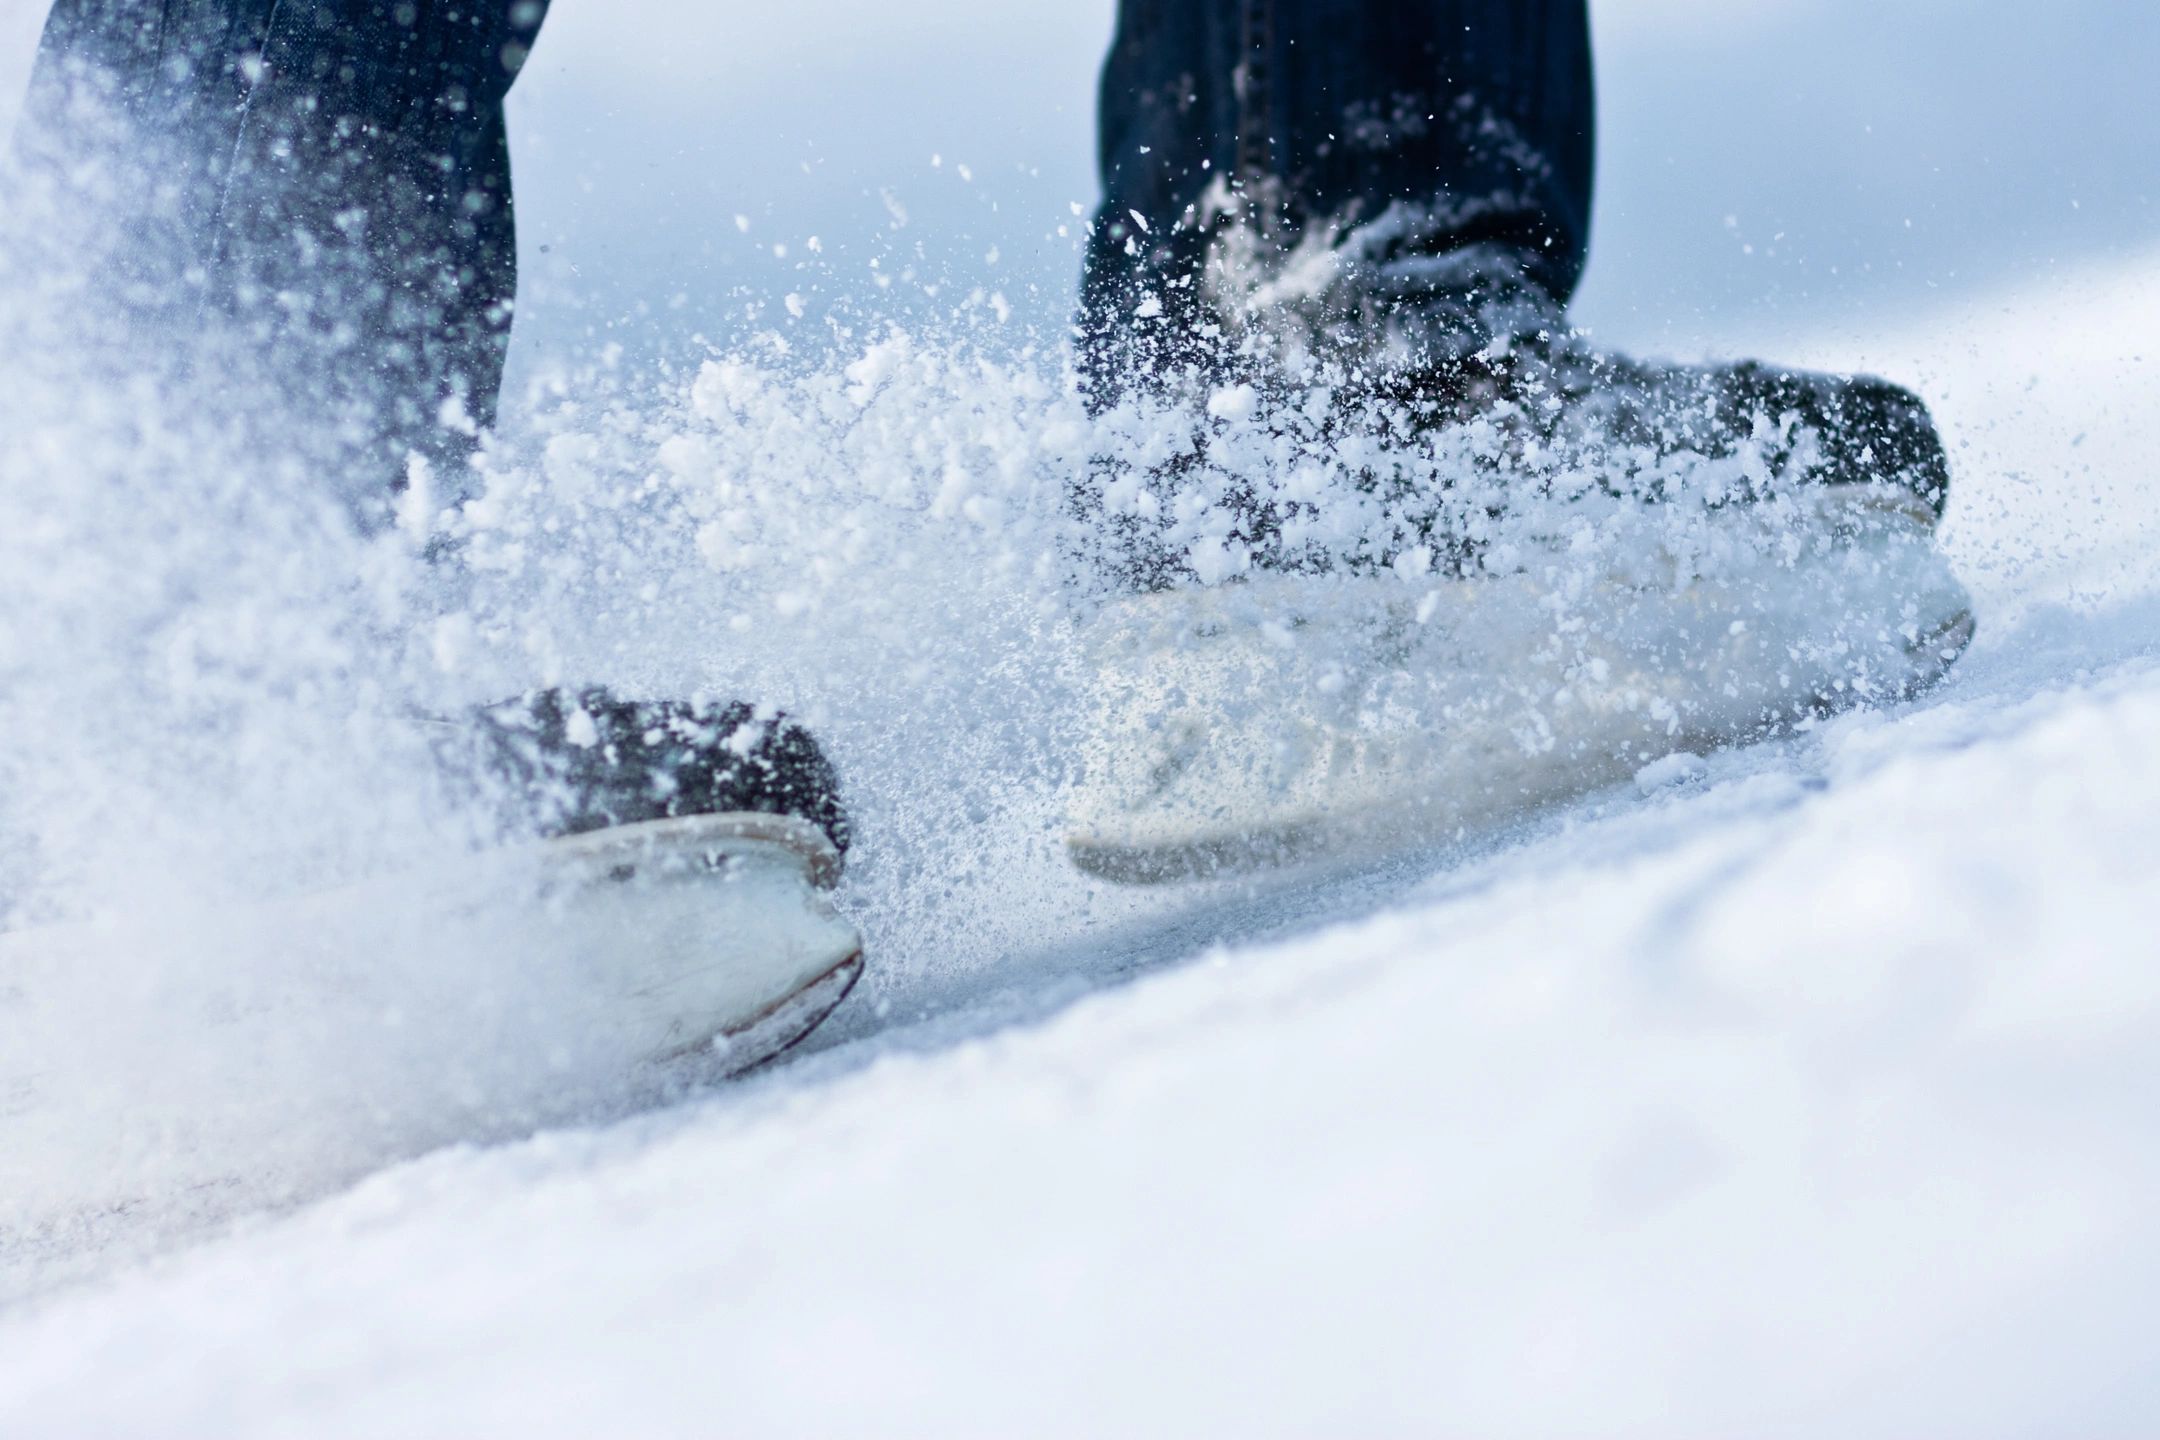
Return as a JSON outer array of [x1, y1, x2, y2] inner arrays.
[[518, 813, 866, 1068], [692, 947, 865, 1074], [1064, 494, 1976, 887]]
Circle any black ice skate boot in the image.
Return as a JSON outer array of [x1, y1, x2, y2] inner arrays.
[[478, 688, 851, 862], [462, 687, 862, 1070], [1366, 268, 1957, 535], [1079, 240, 1963, 582]]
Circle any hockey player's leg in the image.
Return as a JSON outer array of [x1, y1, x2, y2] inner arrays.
[[16, 0, 547, 522], [1081, 0, 1593, 403]]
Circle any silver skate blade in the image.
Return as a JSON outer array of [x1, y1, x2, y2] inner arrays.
[[1063, 493, 1976, 887], [0, 814, 866, 1251], [514, 813, 864, 1068], [693, 947, 865, 1075]]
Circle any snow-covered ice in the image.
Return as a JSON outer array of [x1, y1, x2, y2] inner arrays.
[[1, 249, 2154, 1435], [3, 0, 2159, 1434]]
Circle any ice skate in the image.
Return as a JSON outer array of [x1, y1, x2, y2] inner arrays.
[[1068, 241, 1973, 881], [458, 688, 865, 1069]]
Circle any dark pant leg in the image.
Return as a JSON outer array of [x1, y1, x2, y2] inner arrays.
[[16, 1, 549, 521], [1082, 0, 1595, 385]]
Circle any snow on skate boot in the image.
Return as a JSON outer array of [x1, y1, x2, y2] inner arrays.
[[1065, 268, 1974, 883], [465, 689, 863, 1070]]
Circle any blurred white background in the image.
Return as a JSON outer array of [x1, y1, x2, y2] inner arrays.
[[4, 0, 2155, 369]]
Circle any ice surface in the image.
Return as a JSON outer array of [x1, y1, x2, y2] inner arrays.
[[5, 577, 2160, 1436]]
